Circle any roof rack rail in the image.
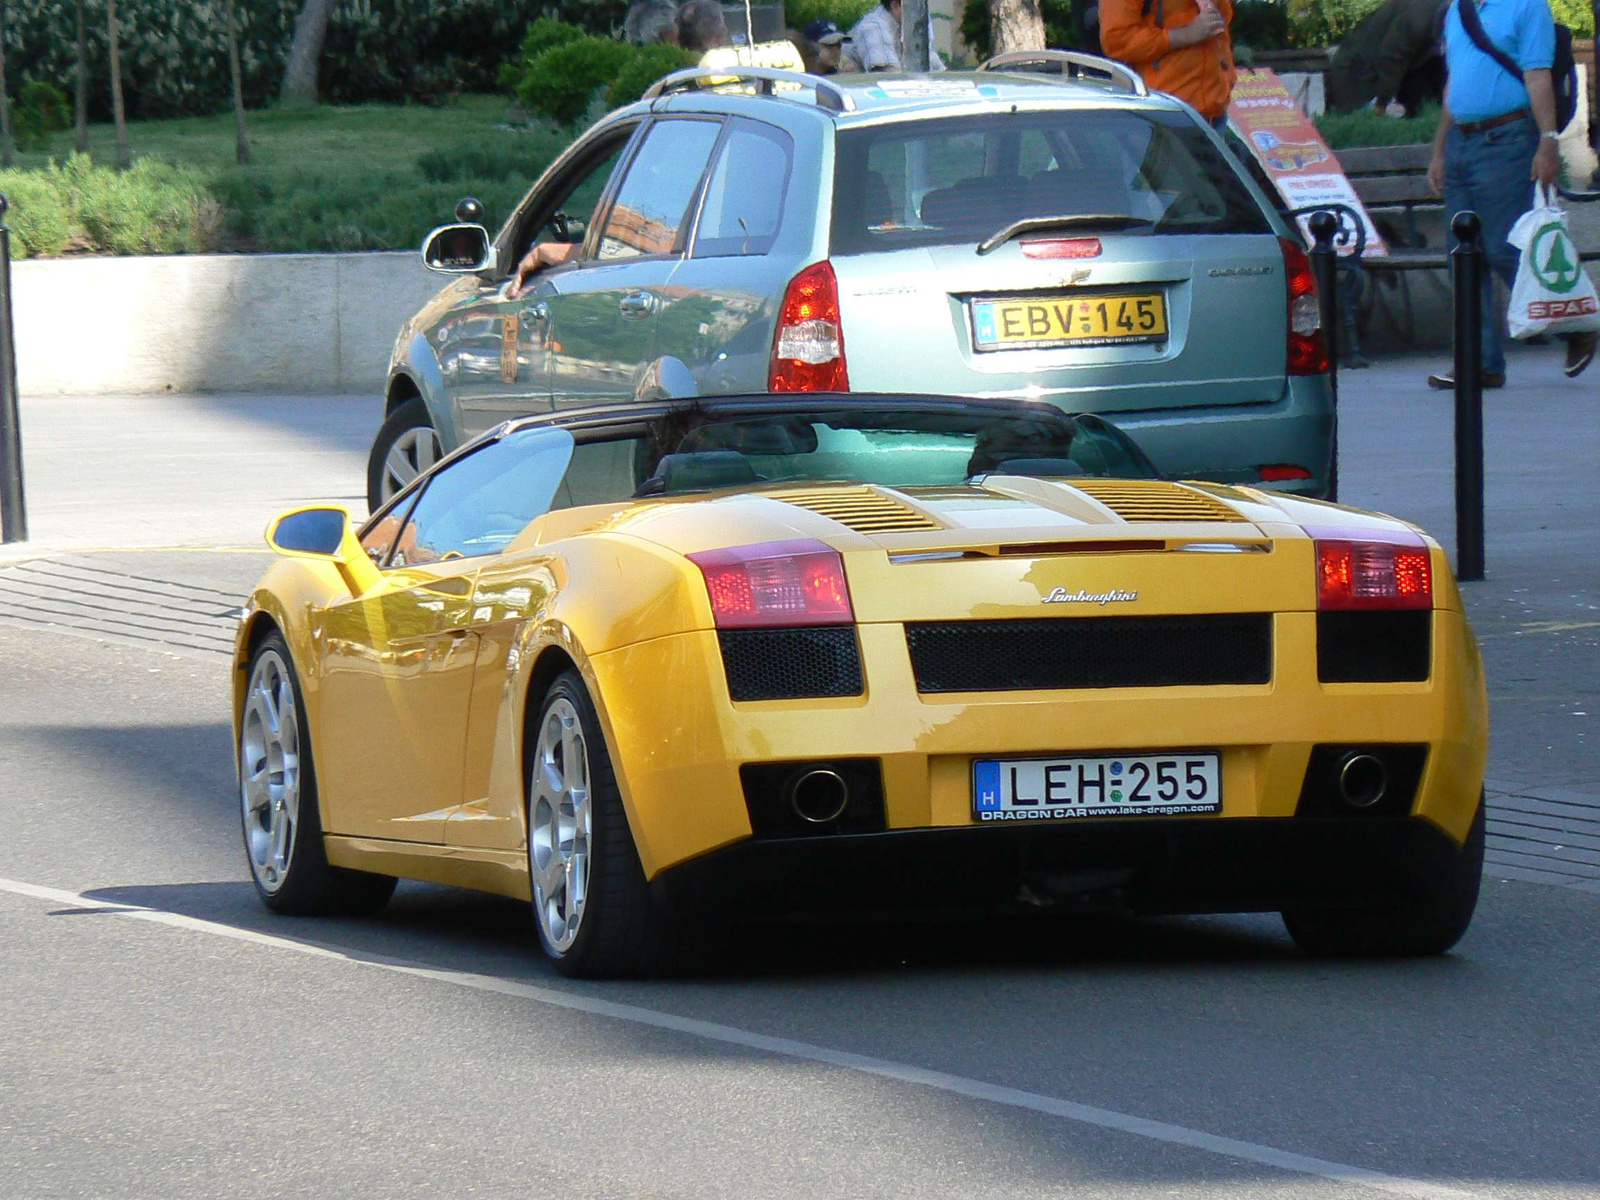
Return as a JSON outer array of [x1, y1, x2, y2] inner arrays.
[[642, 66, 856, 113], [978, 50, 1148, 97]]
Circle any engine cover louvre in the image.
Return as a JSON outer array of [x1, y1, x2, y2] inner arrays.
[[775, 487, 941, 533]]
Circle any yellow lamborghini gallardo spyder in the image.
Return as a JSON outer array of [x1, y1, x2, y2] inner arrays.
[[235, 394, 1487, 977]]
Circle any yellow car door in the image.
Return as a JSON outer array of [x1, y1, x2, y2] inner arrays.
[[316, 423, 579, 847], [316, 560, 482, 844]]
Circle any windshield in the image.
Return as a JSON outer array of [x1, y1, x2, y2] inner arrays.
[[831, 110, 1270, 256], [548, 406, 1157, 508]]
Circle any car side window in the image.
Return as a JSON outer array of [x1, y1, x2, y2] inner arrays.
[[693, 119, 792, 258], [511, 130, 636, 266], [387, 428, 576, 569], [594, 119, 723, 261]]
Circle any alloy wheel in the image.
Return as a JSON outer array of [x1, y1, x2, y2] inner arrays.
[[381, 426, 441, 502], [241, 650, 300, 894], [528, 696, 592, 953]]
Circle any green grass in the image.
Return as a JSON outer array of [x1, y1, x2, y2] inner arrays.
[[2, 95, 567, 256], [1316, 104, 1442, 151]]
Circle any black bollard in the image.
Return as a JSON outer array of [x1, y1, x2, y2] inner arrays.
[[1307, 210, 1340, 504], [0, 193, 26, 544], [1451, 210, 1485, 582]]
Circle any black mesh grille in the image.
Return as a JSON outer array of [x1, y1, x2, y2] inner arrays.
[[905, 614, 1273, 693], [1317, 612, 1432, 682], [718, 627, 864, 701]]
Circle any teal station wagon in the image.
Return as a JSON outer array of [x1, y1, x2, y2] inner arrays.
[[371, 52, 1332, 509]]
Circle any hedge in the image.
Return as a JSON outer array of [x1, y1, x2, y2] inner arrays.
[[1, 0, 630, 123]]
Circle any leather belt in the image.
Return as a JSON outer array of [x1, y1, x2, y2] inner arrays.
[[1456, 108, 1532, 135]]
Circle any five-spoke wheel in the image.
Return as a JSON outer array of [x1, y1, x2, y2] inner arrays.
[[241, 647, 300, 894], [528, 695, 592, 953], [238, 631, 397, 915], [366, 396, 442, 510]]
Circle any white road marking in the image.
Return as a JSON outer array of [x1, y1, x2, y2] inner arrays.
[[0, 875, 1483, 1200]]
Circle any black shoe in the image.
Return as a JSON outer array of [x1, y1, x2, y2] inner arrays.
[[1565, 331, 1598, 379], [1427, 370, 1506, 389]]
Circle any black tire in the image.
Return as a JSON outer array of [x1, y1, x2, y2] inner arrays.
[[366, 395, 441, 512], [1282, 797, 1485, 957], [240, 631, 397, 916], [526, 671, 687, 978]]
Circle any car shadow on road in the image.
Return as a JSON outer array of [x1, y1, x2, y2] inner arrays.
[[75, 875, 1428, 986]]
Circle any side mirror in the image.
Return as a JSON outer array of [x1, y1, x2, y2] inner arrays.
[[266, 505, 381, 596], [422, 223, 493, 275], [550, 211, 587, 244]]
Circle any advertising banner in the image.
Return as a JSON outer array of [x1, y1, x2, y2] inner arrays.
[[1227, 68, 1388, 258]]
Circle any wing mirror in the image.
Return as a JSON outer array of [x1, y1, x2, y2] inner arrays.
[[266, 505, 381, 596], [550, 210, 587, 244], [422, 222, 493, 275]]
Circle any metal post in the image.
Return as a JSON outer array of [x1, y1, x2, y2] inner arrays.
[[903, 0, 931, 71], [1451, 210, 1484, 582], [0, 193, 26, 544], [1307, 210, 1339, 504]]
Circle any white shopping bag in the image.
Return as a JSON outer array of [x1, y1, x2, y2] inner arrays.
[[1507, 184, 1600, 340]]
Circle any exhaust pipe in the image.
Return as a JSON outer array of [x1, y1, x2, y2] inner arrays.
[[790, 768, 849, 825], [1337, 753, 1389, 810]]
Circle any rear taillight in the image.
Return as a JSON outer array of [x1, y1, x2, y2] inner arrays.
[[1280, 238, 1328, 376], [1021, 237, 1102, 259], [1312, 531, 1432, 610], [770, 261, 848, 392], [689, 539, 854, 628], [1257, 463, 1312, 482]]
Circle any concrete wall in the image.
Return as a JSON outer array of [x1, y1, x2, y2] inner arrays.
[[15, 251, 445, 396]]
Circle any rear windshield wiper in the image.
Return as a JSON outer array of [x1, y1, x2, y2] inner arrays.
[[976, 214, 1156, 256]]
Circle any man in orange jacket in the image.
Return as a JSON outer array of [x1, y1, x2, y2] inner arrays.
[[1099, 0, 1236, 128]]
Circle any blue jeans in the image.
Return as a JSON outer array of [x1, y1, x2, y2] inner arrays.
[[1444, 116, 1539, 376]]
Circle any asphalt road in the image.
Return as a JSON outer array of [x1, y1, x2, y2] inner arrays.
[[2, 352, 1597, 1198]]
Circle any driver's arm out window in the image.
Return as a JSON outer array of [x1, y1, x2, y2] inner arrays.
[[388, 429, 576, 568]]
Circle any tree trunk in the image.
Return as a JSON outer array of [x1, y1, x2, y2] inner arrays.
[[108, 0, 130, 168], [902, 0, 931, 70], [0, 0, 13, 169], [280, 0, 336, 108], [987, 0, 1046, 56], [224, 0, 250, 164], [75, 0, 89, 153]]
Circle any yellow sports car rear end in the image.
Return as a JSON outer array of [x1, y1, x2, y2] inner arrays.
[[580, 478, 1485, 941], [235, 395, 1486, 977]]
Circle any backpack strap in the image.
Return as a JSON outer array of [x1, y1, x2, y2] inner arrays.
[[1456, 0, 1524, 84]]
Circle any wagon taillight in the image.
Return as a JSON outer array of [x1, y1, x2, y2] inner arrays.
[[769, 261, 849, 392]]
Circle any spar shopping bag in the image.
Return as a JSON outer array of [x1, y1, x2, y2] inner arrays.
[[1507, 185, 1600, 340]]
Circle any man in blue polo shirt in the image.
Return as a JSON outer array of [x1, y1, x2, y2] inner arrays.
[[1425, 0, 1597, 387]]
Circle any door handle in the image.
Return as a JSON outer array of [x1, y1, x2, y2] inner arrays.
[[618, 291, 655, 319], [527, 301, 550, 323]]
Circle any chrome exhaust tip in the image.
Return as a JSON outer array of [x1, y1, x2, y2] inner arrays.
[[790, 769, 849, 825], [1337, 753, 1389, 810]]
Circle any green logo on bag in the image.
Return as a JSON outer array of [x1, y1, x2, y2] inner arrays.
[[1532, 222, 1582, 294]]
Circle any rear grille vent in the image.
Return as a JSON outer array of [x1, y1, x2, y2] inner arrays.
[[777, 487, 941, 533], [1069, 480, 1244, 523], [905, 614, 1273, 692], [719, 627, 864, 701], [1317, 612, 1431, 682]]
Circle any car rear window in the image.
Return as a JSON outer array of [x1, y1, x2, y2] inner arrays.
[[830, 109, 1271, 256]]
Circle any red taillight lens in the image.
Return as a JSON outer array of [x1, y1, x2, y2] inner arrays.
[[1257, 463, 1312, 482], [769, 261, 848, 392], [1313, 532, 1432, 610], [688, 539, 854, 628], [1280, 237, 1328, 376], [1021, 237, 1102, 259]]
